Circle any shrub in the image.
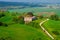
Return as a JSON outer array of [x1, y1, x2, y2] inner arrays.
[[13, 16, 24, 24], [37, 14, 44, 19], [49, 14, 59, 21], [38, 15, 43, 19], [52, 31, 60, 35], [18, 16, 24, 24], [13, 17, 18, 23], [0, 37, 12, 40], [0, 22, 8, 27], [0, 22, 3, 26], [4, 24, 8, 27], [0, 38, 5, 40], [0, 13, 5, 18]]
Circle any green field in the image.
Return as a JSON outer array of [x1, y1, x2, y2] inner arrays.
[[0, 7, 60, 40], [43, 20, 60, 40], [0, 24, 51, 40], [0, 14, 51, 40], [9, 7, 60, 16]]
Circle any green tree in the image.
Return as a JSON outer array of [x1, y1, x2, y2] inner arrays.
[[27, 12, 34, 17], [0, 12, 5, 18], [49, 14, 59, 20], [37, 14, 43, 19], [13, 16, 24, 24], [18, 16, 24, 24]]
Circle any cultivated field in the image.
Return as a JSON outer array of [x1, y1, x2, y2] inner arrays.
[[9, 7, 60, 16]]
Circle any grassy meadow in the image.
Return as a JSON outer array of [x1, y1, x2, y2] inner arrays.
[[0, 12, 51, 40], [43, 20, 60, 40], [0, 24, 51, 40], [0, 7, 60, 40]]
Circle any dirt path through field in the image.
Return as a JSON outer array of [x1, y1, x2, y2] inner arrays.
[[39, 19, 54, 40]]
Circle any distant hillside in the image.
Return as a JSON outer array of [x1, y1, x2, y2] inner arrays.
[[0, 1, 47, 7], [0, 1, 60, 8], [0, 1, 30, 7]]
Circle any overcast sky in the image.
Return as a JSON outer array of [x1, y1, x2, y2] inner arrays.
[[0, 0, 60, 3]]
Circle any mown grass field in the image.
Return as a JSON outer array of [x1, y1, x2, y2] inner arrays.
[[0, 24, 51, 40], [0, 14, 51, 40], [43, 20, 60, 40]]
